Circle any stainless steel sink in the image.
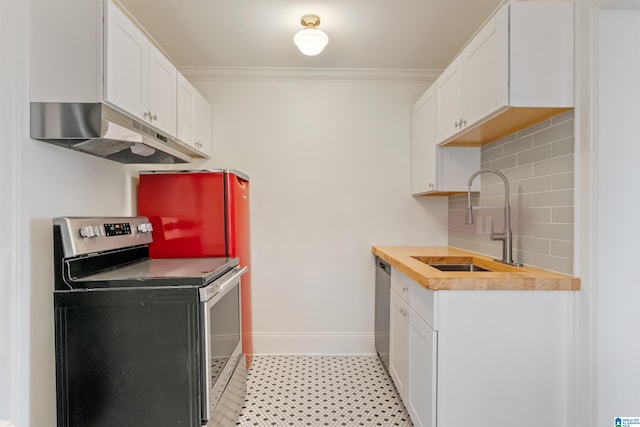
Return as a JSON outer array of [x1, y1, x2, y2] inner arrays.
[[429, 264, 491, 272]]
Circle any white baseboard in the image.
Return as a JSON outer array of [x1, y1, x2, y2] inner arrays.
[[251, 332, 376, 355]]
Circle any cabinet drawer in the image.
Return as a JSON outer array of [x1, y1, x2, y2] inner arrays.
[[408, 280, 436, 330], [392, 267, 437, 329], [390, 268, 409, 303]]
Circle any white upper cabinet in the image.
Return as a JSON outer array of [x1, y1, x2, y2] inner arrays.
[[104, 2, 146, 121], [30, 0, 210, 159], [463, 7, 508, 129], [411, 86, 438, 194], [105, 0, 177, 136], [434, 57, 464, 144], [177, 73, 212, 155], [435, 1, 573, 147], [411, 85, 480, 196]]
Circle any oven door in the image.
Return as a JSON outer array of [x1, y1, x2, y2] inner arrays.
[[200, 266, 248, 425]]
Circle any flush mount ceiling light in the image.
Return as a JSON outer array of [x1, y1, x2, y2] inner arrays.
[[293, 14, 329, 56]]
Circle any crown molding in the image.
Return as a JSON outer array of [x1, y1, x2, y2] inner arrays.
[[179, 66, 441, 84]]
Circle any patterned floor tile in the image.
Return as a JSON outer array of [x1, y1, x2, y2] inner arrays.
[[237, 355, 413, 427]]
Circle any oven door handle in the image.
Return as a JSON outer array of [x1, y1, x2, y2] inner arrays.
[[199, 266, 248, 303]]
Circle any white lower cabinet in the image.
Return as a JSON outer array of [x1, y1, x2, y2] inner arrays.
[[388, 267, 573, 427], [408, 312, 437, 427], [390, 269, 437, 427], [389, 290, 410, 402]]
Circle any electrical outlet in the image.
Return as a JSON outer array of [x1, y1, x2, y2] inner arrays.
[[485, 216, 493, 234]]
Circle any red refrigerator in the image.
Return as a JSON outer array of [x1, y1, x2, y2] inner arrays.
[[137, 169, 253, 365]]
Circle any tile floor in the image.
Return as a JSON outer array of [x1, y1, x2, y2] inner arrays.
[[237, 355, 414, 426]]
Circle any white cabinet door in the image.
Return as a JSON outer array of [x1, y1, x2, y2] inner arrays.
[[389, 290, 410, 403], [177, 73, 195, 146], [177, 73, 211, 155], [411, 85, 437, 195], [147, 44, 177, 135], [435, 9, 507, 142], [193, 92, 211, 154], [105, 0, 146, 120], [105, 0, 177, 136], [411, 85, 480, 196], [462, 7, 508, 126], [435, 57, 463, 143], [408, 311, 437, 427]]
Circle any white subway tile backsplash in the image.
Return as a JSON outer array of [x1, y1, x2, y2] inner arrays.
[[448, 110, 575, 274]]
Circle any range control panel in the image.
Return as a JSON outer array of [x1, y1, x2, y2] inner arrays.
[[54, 216, 154, 258], [104, 222, 132, 236]]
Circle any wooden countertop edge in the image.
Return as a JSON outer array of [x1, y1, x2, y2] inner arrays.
[[372, 245, 580, 291]]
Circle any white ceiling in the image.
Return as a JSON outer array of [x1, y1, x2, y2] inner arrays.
[[117, 0, 506, 71]]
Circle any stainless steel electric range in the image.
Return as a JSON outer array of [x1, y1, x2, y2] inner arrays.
[[52, 216, 247, 427]]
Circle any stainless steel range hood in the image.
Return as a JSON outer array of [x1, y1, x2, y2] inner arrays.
[[30, 103, 202, 164]]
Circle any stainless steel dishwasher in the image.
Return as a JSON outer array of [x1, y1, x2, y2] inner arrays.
[[374, 256, 391, 370]]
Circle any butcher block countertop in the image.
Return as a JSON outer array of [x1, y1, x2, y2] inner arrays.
[[372, 246, 580, 291]]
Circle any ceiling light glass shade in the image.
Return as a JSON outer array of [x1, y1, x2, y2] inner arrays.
[[293, 28, 329, 56]]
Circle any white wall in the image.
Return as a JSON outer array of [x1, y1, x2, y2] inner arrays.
[[191, 76, 448, 353], [1, 2, 139, 425], [596, 9, 640, 425], [0, 1, 27, 425]]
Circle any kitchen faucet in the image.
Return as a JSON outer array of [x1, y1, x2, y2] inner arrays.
[[466, 169, 522, 267]]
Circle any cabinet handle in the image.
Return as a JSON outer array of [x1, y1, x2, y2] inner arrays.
[[461, 119, 467, 127], [402, 287, 408, 292], [428, 182, 435, 189], [144, 111, 157, 121], [400, 308, 408, 317], [454, 120, 460, 128]]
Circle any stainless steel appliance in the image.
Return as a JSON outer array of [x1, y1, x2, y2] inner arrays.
[[52, 216, 247, 427], [30, 103, 202, 164], [375, 256, 391, 370]]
